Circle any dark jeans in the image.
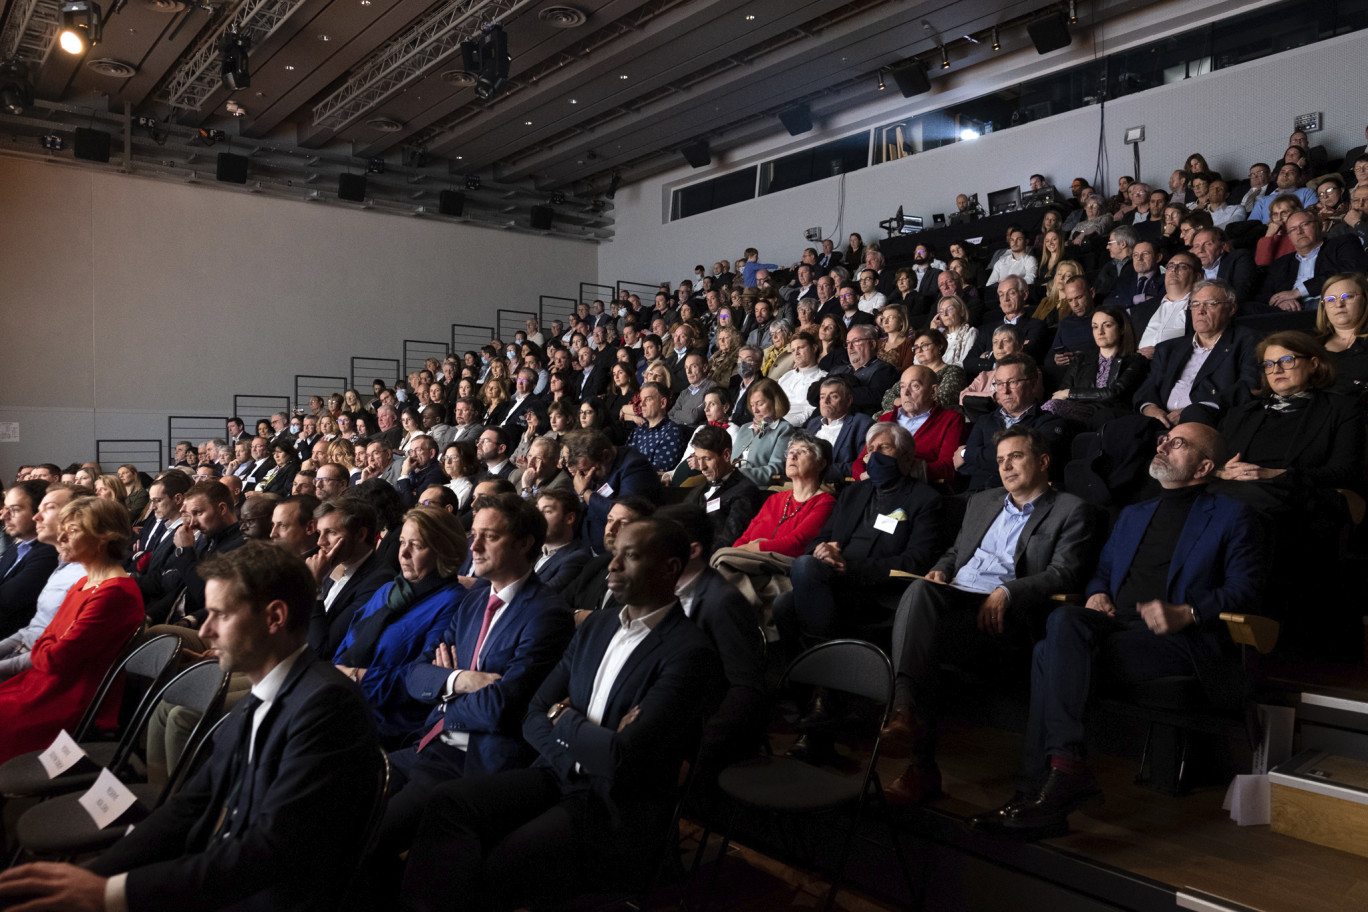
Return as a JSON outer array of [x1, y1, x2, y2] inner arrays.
[[1017, 605, 1196, 790], [772, 555, 897, 653]]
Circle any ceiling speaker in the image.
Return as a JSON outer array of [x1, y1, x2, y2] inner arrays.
[[216, 152, 248, 184], [778, 104, 812, 136], [438, 190, 465, 216], [338, 173, 367, 202], [890, 63, 931, 98], [1028, 13, 1072, 54], [530, 205, 553, 230], [73, 128, 111, 163], [681, 141, 711, 169]]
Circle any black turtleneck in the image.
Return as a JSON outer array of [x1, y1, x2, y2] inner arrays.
[[1113, 484, 1204, 618]]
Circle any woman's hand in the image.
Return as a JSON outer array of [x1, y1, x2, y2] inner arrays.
[[1216, 452, 1286, 482]]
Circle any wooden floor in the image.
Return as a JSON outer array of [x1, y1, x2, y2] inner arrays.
[[653, 716, 1368, 912]]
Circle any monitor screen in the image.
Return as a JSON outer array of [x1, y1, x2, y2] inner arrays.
[[987, 186, 1021, 216]]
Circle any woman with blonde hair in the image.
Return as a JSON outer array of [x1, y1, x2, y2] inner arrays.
[[318, 414, 340, 441], [329, 437, 362, 484], [1315, 271, 1368, 397], [116, 464, 150, 523], [93, 474, 128, 511], [875, 305, 915, 373], [342, 388, 366, 414], [1033, 259, 1084, 325]]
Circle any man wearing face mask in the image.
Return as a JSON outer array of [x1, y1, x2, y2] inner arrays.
[[772, 423, 944, 664], [729, 346, 764, 426]]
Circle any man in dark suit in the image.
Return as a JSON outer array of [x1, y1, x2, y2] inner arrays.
[[974, 423, 1262, 835], [683, 426, 767, 555], [1258, 209, 1368, 310], [962, 276, 1048, 377], [225, 416, 249, 447], [816, 238, 843, 272], [658, 504, 769, 770], [369, 494, 574, 877], [881, 428, 1099, 805], [132, 474, 193, 589], [1191, 227, 1256, 304], [397, 519, 722, 911], [955, 355, 1070, 492], [562, 429, 662, 553], [837, 283, 876, 331], [475, 427, 516, 482], [0, 542, 383, 912], [394, 435, 445, 508], [805, 376, 875, 483], [560, 496, 656, 621], [573, 345, 609, 400], [1106, 240, 1162, 311], [1134, 279, 1260, 428], [0, 480, 59, 639], [825, 324, 899, 414], [773, 422, 945, 652], [532, 489, 594, 589], [148, 480, 246, 627], [306, 497, 393, 659], [1092, 227, 1138, 302]]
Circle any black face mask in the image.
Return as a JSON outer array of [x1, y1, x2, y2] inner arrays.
[[737, 361, 758, 380], [865, 452, 902, 487]]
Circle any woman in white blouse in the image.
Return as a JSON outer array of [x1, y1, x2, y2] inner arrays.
[[931, 295, 977, 367]]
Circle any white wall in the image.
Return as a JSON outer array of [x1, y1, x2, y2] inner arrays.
[[598, 17, 1368, 285], [0, 160, 597, 474]]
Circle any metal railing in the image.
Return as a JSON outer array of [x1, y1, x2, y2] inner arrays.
[[232, 395, 291, 431], [294, 375, 348, 411], [403, 339, 451, 376], [168, 416, 228, 460], [451, 323, 494, 356], [495, 309, 536, 343], [351, 356, 402, 391], [96, 439, 164, 475]]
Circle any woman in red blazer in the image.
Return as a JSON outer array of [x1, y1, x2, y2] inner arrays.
[[0, 496, 143, 762]]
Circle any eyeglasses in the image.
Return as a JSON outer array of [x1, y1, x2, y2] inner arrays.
[[838, 293, 856, 300], [1165, 263, 1194, 272], [1317, 189, 1340, 198], [1155, 433, 1205, 454], [990, 378, 1030, 390], [1262, 354, 1306, 373], [1322, 292, 1363, 305]]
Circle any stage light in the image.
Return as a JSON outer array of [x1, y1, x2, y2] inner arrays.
[[59, 1, 102, 55], [550, 191, 566, 205], [465, 174, 481, 190], [992, 28, 1001, 52], [221, 30, 250, 90], [41, 133, 65, 152], [460, 24, 510, 100], [877, 69, 885, 91], [939, 45, 950, 70], [0, 60, 34, 115]]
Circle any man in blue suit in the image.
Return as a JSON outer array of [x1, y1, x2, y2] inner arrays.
[[0, 542, 383, 912], [372, 493, 574, 868], [975, 422, 1263, 836], [562, 428, 662, 553], [805, 375, 874, 483], [532, 488, 594, 589], [398, 518, 721, 911]]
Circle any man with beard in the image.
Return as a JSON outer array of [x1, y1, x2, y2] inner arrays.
[[971, 422, 1261, 837]]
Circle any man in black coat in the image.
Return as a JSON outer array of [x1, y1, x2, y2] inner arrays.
[[683, 427, 767, 555], [306, 497, 394, 659], [0, 481, 59, 639], [955, 355, 1071, 492], [1258, 209, 1368, 310]]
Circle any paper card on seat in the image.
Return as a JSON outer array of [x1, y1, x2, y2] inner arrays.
[[1223, 774, 1270, 826], [37, 730, 86, 779], [78, 768, 138, 830]]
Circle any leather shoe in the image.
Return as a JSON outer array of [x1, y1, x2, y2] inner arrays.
[[878, 709, 927, 760], [968, 792, 1031, 834], [798, 690, 833, 729], [785, 733, 836, 764], [1002, 767, 1101, 830], [884, 765, 942, 807]]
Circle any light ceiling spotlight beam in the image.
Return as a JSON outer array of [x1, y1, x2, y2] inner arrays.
[[58, 0, 102, 55]]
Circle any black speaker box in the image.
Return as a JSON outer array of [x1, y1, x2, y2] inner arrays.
[[338, 173, 367, 202], [216, 152, 249, 184], [1028, 13, 1073, 55], [530, 206, 553, 230], [681, 141, 711, 169], [439, 190, 465, 216], [778, 104, 812, 136], [73, 128, 111, 163], [890, 63, 931, 98]]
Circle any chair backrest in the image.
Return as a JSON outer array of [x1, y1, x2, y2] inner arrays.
[[159, 708, 232, 804], [112, 660, 229, 778], [783, 639, 892, 706], [73, 633, 181, 741]]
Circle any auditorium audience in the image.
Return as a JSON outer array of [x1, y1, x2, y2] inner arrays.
[[1317, 272, 1368, 398]]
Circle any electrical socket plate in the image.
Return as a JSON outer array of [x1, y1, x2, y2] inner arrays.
[[803, 226, 822, 242], [1294, 112, 1322, 133]]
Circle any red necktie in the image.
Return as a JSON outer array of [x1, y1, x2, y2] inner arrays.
[[417, 592, 504, 752]]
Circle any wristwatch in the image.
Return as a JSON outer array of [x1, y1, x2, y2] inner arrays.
[[546, 700, 570, 722]]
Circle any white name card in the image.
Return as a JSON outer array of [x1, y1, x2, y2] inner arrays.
[[78, 768, 138, 830], [37, 730, 86, 779], [873, 513, 900, 534]]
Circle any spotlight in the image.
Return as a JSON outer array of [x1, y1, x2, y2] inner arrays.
[[58, 1, 102, 55], [550, 191, 566, 205], [366, 157, 386, 174], [991, 28, 1000, 51], [939, 45, 950, 70], [0, 60, 34, 115], [1068, 0, 1078, 25], [221, 29, 250, 90], [460, 24, 510, 100], [41, 133, 66, 152], [465, 174, 481, 190], [877, 69, 885, 91]]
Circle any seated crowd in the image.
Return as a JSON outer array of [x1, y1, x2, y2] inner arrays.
[[1, 123, 1367, 910]]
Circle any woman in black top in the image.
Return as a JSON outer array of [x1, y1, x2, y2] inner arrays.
[[1044, 306, 1150, 427]]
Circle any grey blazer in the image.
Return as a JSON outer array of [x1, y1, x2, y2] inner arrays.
[[929, 487, 1099, 609]]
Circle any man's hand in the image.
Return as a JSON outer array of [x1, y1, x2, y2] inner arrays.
[[1085, 592, 1117, 616], [1051, 389, 1070, 400], [1140, 404, 1174, 428], [0, 862, 107, 912], [1053, 351, 1073, 366], [976, 587, 1011, 635], [433, 642, 458, 670], [451, 670, 501, 693], [573, 608, 595, 626], [1138, 345, 1156, 360], [173, 522, 195, 550], [1346, 209, 1364, 228], [812, 542, 845, 571], [952, 446, 967, 470], [924, 570, 948, 584], [1138, 599, 1194, 634], [1269, 290, 1303, 312], [617, 704, 641, 732], [1216, 452, 1284, 481], [336, 665, 367, 682], [400, 455, 413, 477], [184, 646, 219, 662]]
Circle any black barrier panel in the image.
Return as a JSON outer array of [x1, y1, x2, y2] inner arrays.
[[579, 282, 613, 307], [96, 439, 164, 475], [233, 395, 291, 432], [351, 357, 401, 391], [451, 324, 494, 357], [539, 295, 577, 329], [403, 339, 451, 377], [168, 416, 228, 461], [294, 375, 347, 411], [495, 309, 536, 342]]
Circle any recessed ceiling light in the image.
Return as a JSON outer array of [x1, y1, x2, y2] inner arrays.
[[745, 14, 755, 21], [456, 155, 463, 160], [359, 0, 371, 4], [284, 64, 295, 70], [317, 34, 330, 41], [570, 98, 577, 104], [619, 74, 628, 80], [525, 120, 532, 125]]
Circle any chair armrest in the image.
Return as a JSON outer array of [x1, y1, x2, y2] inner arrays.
[[1050, 593, 1085, 604], [1219, 612, 1280, 654]]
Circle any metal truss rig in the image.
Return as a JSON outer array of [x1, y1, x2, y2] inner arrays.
[[155, 0, 311, 111], [1, 0, 62, 67], [310, 0, 528, 132]]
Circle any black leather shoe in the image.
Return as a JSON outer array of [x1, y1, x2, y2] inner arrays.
[[1002, 767, 1101, 830], [785, 733, 836, 764], [798, 689, 833, 729], [968, 792, 1030, 833]]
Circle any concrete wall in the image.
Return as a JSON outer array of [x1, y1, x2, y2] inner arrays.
[[0, 160, 598, 474]]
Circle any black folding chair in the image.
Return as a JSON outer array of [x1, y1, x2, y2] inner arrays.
[[699, 639, 917, 912], [12, 661, 230, 861], [0, 634, 182, 802]]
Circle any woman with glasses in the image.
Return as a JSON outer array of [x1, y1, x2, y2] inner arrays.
[[1316, 272, 1368, 399], [930, 295, 976, 367], [1311, 174, 1350, 231], [441, 441, 478, 510], [909, 331, 965, 410], [708, 325, 743, 385]]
